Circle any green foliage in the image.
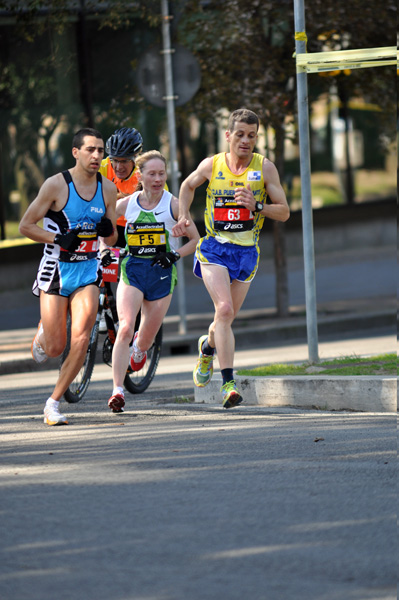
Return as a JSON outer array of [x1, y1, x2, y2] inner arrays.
[[178, 0, 395, 144], [179, 0, 297, 130], [0, 0, 395, 227], [0, 0, 162, 220], [0, 1, 151, 34]]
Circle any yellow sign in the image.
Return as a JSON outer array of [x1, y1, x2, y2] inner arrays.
[[296, 46, 396, 74]]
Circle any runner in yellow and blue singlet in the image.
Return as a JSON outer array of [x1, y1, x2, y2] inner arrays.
[[194, 151, 266, 283], [172, 108, 290, 409]]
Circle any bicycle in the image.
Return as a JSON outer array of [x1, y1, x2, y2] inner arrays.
[[60, 248, 163, 403]]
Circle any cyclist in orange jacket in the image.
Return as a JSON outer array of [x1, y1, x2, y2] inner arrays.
[[98, 127, 144, 330], [100, 127, 143, 195], [100, 127, 169, 248], [99, 127, 143, 228]]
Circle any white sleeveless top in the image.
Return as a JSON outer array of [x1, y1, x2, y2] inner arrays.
[[123, 190, 179, 258]]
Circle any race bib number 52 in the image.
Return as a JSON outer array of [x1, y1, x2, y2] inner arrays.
[[76, 231, 99, 253]]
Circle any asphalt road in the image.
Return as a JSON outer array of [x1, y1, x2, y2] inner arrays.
[[0, 344, 396, 600], [0, 243, 396, 599]]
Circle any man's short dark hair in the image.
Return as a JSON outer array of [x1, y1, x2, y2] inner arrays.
[[72, 128, 103, 149], [228, 109, 260, 133]]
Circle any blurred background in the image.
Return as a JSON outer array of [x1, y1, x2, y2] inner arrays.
[[0, 0, 396, 323]]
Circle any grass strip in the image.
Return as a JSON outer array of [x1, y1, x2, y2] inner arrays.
[[237, 353, 397, 377]]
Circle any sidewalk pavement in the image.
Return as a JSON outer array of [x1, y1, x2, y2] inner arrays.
[[0, 294, 395, 376], [0, 243, 395, 368], [0, 245, 396, 412], [0, 296, 396, 412]]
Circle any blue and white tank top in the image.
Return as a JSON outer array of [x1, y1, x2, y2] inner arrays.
[[42, 171, 106, 262]]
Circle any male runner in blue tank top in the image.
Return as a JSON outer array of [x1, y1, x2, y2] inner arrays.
[[173, 108, 290, 408], [19, 128, 118, 426]]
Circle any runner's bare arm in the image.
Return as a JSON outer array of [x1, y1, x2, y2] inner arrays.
[[19, 175, 68, 244], [234, 159, 289, 221], [101, 178, 118, 246], [115, 196, 130, 220], [261, 159, 290, 222], [172, 157, 213, 237], [170, 196, 200, 257]]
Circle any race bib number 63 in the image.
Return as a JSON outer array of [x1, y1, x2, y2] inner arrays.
[[214, 196, 254, 232]]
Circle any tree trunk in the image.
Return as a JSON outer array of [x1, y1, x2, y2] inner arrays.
[[338, 82, 355, 205], [272, 124, 289, 317], [0, 142, 5, 240]]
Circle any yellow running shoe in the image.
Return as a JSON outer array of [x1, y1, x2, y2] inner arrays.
[[193, 335, 214, 387], [221, 380, 243, 409]]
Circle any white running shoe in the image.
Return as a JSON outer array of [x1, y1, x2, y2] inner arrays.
[[43, 400, 68, 426], [129, 332, 147, 372], [31, 321, 48, 364]]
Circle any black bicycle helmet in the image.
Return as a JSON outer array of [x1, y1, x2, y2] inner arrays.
[[105, 127, 143, 159]]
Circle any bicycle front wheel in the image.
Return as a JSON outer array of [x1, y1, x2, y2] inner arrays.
[[124, 325, 163, 394], [61, 315, 99, 403]]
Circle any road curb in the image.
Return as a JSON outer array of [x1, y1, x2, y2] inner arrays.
[[194, 375, 397, 413]]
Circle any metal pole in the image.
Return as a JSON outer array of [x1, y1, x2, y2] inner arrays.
[[161, 0, 187, 335], [293, 0, 319, 362], [78, 0, 94, 127]]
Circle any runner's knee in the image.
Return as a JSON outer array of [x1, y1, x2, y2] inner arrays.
[[215, 300, 234, 323], [68, 330, 91, 356], [117, 319, 135, 343], [45, 336, 66, 358]]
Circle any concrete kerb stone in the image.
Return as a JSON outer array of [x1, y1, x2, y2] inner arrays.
[[194, 376, 397, 413]]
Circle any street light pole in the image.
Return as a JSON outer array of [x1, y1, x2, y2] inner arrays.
[[161, 0, 187, 335], [293, 0, 319, 362]]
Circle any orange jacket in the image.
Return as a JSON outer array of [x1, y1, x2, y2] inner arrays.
[[100, 157, 140, 226], [100, 157, 170, 227]]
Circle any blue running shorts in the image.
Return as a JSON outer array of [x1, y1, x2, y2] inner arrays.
[[121, 255, 177, 300], [193, 236, 259, 283], [33, 256, 102, 297]]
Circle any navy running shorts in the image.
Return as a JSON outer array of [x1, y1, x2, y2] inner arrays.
[[120, 254, 177, 300]]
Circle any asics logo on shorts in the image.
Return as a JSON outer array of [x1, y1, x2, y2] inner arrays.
[[69, 254, 89, 261], [59, 252, 97, 262]]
